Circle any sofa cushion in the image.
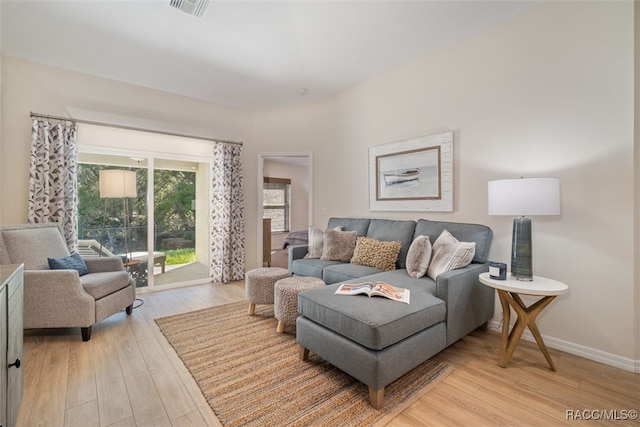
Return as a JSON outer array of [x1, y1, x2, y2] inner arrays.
[[350, 237, 401, 271], [1, 227, 70, 270], [406, 235, 432, 278], [48, 253, 89, 276], [80, 271, 131, 300], [298, 281, 445, 351], [326, 217, 371, 237], [322, 263, 383, 284], [414, 219, 491, 264], [291, 258, 343, 279], [426, 230, 476, 280], [321, 229, 357, 262], [366, 219, 416, 269]]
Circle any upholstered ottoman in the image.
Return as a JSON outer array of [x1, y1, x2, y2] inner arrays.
[[274, 276, 325, 333], [245, 267, 290, 315], [297, 281, 447, 409]]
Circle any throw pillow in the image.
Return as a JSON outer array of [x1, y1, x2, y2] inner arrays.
[[307, 226, 342, 258], [350, 237, 402, 271], [306, 226, 324, 258], [426, 230, 476, 280], [321, 229, 357, 262], [48, 253, 89, 276], [406, 235, 432, 278]]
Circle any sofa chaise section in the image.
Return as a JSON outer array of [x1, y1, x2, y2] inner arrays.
[[292, 217, 494, 408]]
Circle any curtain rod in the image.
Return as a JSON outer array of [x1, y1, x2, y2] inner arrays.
[[30, 111, 243, 146]]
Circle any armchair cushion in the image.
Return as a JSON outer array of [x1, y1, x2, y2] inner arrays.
[[80, 271, 131, 300], [1, 227, 69, 269], [48, 253, 89, 276]]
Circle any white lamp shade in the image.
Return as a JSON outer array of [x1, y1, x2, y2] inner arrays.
[[488, 177, 560, 216], [99, 170, 137, 198]]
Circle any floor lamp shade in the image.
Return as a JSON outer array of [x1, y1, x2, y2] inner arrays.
[[488, 177, 560, 280], [99, 170, 137, 260], [99, 170, 137, 198]]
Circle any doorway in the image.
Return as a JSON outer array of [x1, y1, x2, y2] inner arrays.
[[257, 152, 313, 268]]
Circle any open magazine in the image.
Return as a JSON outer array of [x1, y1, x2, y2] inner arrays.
[[334, 281, 410, 304]]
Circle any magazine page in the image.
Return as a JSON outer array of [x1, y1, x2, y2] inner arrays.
[[371, 282, 410, 304], [334, 283, 374, 296], [335, 282, 410, 304]]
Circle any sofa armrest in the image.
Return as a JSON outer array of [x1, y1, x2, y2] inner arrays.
[[23, 270, 95, 329], [84, 256, 126, 273], [435, 262, 494, 347], [288, 245, 308, 270]]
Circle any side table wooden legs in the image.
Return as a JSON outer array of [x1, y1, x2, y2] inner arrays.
[[497, 289, 557, 370]]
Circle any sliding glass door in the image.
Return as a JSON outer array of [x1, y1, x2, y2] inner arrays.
[[152, 158, 210, 287], [77, 152, 211, 290]]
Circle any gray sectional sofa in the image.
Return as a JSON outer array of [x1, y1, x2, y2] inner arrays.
[[289, 217, 494, 409]]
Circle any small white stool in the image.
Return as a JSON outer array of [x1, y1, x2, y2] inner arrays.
[[245, 267, 290, 315], [274, 276, 325, 333]]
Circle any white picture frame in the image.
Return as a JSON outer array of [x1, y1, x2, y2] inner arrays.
[[369, 131, 453, 212]]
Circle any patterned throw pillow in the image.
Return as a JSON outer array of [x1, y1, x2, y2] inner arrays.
[[350, 237, 402, 271], [426, 230, 475, 280], [48, 252, 89, 276], [321, 229, 358, 262], [406, 235, 432, 278]]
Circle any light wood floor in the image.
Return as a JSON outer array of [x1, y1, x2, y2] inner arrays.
[[17, 281, 639, 427]]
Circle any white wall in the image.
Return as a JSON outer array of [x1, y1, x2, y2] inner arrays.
[[249, 1, 637, 367], [634, 1, 640, 369], [0, 1, 636, 368]]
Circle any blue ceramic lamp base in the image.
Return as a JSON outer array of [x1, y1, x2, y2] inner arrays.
[[511, 217, 533, 281]]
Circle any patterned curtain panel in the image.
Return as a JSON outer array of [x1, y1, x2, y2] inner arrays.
[[210, 142, 245, 283], [28, 117, 79, 251]]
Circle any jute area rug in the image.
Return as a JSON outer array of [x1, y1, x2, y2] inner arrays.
[[155, 301, 452, 427]]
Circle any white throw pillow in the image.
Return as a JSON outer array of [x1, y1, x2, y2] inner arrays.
[[426, 230, 475, 280], [406, 235, 432, 278], [306, 226, 324, 258]]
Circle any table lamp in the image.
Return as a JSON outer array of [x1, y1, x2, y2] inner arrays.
[[488, 177, 560, 281], [99, 170, 137, 261]]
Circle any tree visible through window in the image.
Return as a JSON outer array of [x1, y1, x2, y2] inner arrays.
[[263, 177, 291, 232]]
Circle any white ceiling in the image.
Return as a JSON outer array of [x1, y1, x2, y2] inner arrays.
[[1, 0, 542, 110]]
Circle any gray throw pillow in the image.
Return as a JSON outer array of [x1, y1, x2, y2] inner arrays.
[[321, 229, 357, 262], [406, 235, 432, 278], [307, 226, 341, 258]]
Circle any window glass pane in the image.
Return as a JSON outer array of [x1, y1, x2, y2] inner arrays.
[[263, 180, 290, 232], [264, 208, 285, 232], [263, 188, 285, 205], [77, 161, 149, 288]]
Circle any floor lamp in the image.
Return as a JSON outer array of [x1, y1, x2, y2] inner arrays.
[[488, 177, 560, 281], [99, 170, 137, 261]]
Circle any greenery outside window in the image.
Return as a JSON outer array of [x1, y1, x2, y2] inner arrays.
[[263, 177, 291, 233]]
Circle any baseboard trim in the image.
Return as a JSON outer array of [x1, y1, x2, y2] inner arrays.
[[487, 320, 639, 373]]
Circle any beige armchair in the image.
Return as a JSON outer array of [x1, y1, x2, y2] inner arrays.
[[0, 223, 136, 341]]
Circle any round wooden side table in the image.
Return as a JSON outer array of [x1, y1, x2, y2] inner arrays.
[[479, 272, 568, 371]]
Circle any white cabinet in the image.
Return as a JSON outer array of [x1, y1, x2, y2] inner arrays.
[[0, 264, 23, 427]]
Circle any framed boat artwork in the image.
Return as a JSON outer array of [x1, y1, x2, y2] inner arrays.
[[369, 131, 453, 212]]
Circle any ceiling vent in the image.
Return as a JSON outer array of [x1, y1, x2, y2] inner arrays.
[[170, 0, 210, 18]]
